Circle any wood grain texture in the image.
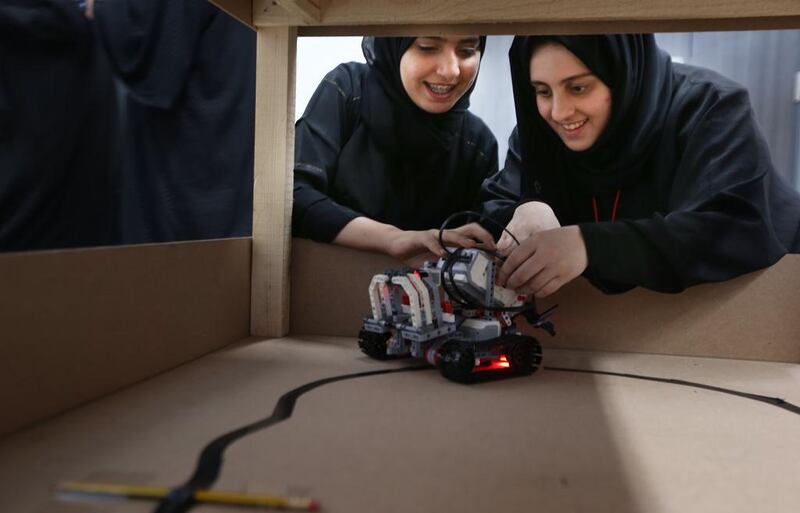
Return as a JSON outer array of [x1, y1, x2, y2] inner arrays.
[[275, 0, 323, 24], [251, 27, 297, 337], [295, 17, 800, 36], [250, 0, 800, 30], [209, 0, 254, 27], [0, 239, 251, 436], [209, 0, 800, 32]]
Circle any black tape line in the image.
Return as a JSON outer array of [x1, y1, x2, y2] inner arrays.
[[154, 361, 798, 512], [153, 364, 429, 513], [544, 366, 800, 416]]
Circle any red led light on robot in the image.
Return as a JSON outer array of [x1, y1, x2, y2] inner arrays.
[[472, 356, 511, 373]]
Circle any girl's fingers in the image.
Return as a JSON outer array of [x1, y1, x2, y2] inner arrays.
[[502, 246, 546, 290], [497, 236, 538, 287], [533, 276, 563, 298], [441, 230, 476, 248], [497, 232, 513, 252], [526, 266, 558, 296], [459, 223, 495, 249]]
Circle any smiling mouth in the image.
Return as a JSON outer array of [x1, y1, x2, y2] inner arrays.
[[561, 119, 588, 131], [425, 82, 457, 98]]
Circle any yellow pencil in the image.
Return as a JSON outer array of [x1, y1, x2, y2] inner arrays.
[[57, 481, 320, 511]]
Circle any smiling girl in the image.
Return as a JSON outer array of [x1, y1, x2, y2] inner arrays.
[[482, 34, 800, 296], [293, 36, 498, 264]]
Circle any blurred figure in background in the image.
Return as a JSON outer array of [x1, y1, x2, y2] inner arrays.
[[88, 0, 256, 244], [0, 0, 118, 251]]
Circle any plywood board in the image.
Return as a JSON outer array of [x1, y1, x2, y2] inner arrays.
[[290, 239, 800, 363], [0, 239, 251, 436], [0, 336, 797, 513]]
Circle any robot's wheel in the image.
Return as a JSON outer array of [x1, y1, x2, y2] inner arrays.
[[438, 341, 475, 383], [358, 330, 392, 360], [507, 336, 543, 375]]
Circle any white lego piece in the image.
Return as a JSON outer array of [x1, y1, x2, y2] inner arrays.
[[493, 285, 525, 308], [407, 272, 433, 326], [391, 275, 423, 328], [469, 251, 491, 289], [368, 274, 389, 320]]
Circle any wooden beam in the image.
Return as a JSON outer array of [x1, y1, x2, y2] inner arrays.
[[209, 0, 254, 28], [254, 0, 800, 31], [275, 0, 323, 24], [251, 26, 298, 337], [257, 0, 326, 26], [296, 16, 800, 36]]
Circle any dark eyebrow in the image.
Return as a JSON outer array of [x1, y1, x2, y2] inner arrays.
[[530, 72, 594, 87]]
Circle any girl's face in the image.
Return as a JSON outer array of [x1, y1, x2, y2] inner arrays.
[[529, 43, 612, 152], [400, 36, 482, 114]]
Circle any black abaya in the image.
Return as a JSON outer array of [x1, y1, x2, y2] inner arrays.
[[292, 37, 498, 242], [481, 34, 800, 293]]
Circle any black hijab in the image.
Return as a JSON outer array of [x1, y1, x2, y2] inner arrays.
[[509, 34, 673, 205], [360, 36, 486, 160], [499, 33, 800, 292]]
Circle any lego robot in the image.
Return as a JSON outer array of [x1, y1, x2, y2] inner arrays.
[[358, 247, 556, 382]]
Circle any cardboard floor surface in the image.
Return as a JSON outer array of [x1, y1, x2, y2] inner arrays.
[[1, 336, 798, 513]]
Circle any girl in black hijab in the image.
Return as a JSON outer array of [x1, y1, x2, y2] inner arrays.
[[293, 36, 498, 264], [483, 34, 800, 295]]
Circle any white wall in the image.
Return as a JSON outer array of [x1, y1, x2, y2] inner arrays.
[[295, 37, 365, 119]]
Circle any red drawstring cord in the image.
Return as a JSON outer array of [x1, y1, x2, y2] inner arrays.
[[592, 190, 621, 223]]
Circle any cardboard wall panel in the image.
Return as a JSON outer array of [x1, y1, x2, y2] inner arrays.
[[290, 239, 800, 363], [0, 238, 251, 436]]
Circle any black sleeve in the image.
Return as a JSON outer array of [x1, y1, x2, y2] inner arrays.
[[92, 0, 217, 109], [292, 67, 363, 242], [580, 86, 792, 293], [477, 126, 527, 238], [0, 0, 88, 43]]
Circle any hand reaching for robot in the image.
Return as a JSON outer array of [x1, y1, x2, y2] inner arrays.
[[497, 201, 561, 254], [496, 225, 588, 298], [388, 222, 495, 267]]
